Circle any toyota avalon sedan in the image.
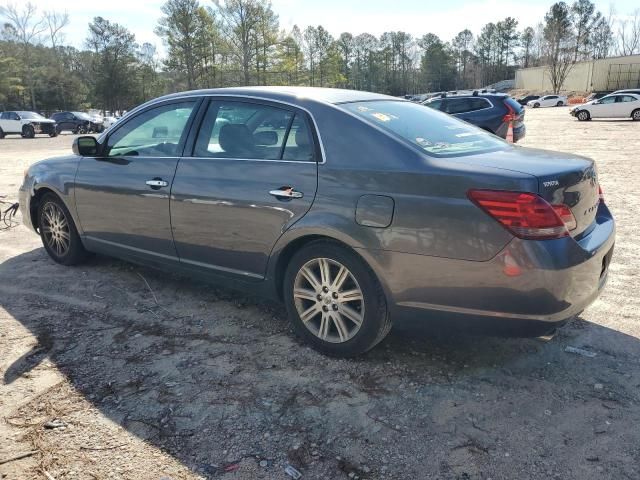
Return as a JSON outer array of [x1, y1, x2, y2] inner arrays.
[[19, 87, 615, 357]]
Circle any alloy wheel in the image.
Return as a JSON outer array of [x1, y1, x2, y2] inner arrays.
[[633, 110, 640, 120], [293, 257, 365, 343], [41, 202, 70, 257]]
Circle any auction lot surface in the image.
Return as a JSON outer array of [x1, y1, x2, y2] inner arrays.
[[1, 110, 639, 480]]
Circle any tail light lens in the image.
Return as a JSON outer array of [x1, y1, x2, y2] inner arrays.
[[503, 101, 516, 123], [468, 189, 576, 240], [598, 185, 605, 203]]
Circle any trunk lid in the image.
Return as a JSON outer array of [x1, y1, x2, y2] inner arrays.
[[453, 146, 599, 236]]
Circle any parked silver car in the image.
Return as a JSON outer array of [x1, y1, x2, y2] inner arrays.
[[19, 87, 615, 356]]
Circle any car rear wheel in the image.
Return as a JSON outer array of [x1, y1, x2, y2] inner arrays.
[[283, 241, 391, 357], [556, 101, 563, 106], [577, 110, 590, 121], [21, 124, 35, 138], [0, 128, 4, 139], [632, 109, 640, 121], [37, 193, 89, 266]]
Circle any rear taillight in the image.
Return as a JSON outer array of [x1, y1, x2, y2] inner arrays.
[[503, 101, 516, 123], [598, 185, 605, 203], [468, 189, 576, 240]]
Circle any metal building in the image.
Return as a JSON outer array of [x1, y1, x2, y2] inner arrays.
[[515, 54, 640, 92]]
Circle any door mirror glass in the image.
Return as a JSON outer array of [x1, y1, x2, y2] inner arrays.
[[253, 130, 278, 146], [73, 136, 99, 156]]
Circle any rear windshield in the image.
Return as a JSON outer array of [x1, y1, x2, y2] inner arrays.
[[503, 97, 523, 112], [341, 100, 507, 157]]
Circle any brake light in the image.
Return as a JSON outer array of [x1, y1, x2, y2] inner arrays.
[[468, 189, 576, 239], [503, 101, 516, 123], [552, 204, 577, 231], [598, 185, 605, 203]]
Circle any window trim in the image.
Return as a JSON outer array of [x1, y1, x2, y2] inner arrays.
[[186, 95, 322, 164]]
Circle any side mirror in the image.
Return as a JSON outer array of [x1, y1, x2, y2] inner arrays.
[[253, 130, 278, 146], [72, 136, 99, 156]]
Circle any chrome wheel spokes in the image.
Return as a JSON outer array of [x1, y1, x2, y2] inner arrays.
[[293, 257, 365, 343], [42, 202, 70, 257]]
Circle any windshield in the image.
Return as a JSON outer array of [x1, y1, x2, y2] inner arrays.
[[73, 112, 92, 120], [341, 100, 507, 157], [17, 111, 46, 119]]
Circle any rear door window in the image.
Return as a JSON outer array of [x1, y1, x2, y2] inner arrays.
[[469, 98, 491, 111], [193, 100, 315, 162], [445, 98, 472, 114]]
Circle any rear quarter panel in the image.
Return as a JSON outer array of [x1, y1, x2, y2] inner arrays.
[[270, 103, 537, 263]]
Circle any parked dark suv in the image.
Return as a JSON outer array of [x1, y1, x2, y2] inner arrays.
[[423, 93, 525, 142], [51, 111, 102, 134]]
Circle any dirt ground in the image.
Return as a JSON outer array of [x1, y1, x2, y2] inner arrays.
[[1, 110, 639, 480]]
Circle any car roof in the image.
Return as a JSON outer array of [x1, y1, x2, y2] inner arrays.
[[155, 86, 396, 106]]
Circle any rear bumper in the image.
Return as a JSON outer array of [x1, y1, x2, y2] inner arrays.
[[360, 203, 615, 327]]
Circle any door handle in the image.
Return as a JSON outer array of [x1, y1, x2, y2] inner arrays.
[[146, 179, 168, 188], [269, 187, 303, 199]]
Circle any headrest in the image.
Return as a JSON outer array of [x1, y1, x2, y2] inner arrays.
[[219, 124, 254, 156]]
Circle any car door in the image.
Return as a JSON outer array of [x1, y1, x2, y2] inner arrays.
[[170, 97, 319, 279], [74, 99, 200, 261], [591, 95, 617, 117], [1, 112, 22, 132], [615, 95, 639, 117]]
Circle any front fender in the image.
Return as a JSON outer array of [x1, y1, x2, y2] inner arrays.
[[19, 155, 82, 232]]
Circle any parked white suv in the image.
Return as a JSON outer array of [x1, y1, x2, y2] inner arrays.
[[0, 111, 57, 138], [570, 93, 640, 121], [527, 95, 567, 108]]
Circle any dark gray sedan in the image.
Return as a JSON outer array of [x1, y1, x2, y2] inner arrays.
[[19, 87, 615, 356]]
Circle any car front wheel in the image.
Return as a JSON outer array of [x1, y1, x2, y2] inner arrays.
[[21, 124, 35, 138], [577, 110, 590, 121], [37, 193, 89, 265], [533, 103, 540, 108], [283, 241, 391, 357]]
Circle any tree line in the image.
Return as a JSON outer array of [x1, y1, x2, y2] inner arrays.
[[1, 0, 639, 113]]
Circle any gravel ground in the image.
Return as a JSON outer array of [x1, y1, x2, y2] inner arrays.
[[1, 110, 639, 480]]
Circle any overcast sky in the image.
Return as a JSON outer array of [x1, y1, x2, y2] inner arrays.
[[2, 0, 637, 54]]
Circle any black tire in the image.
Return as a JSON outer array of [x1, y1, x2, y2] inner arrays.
[[283, 240, 391, 357], [556, 101, 563, 107], [577, 110, 590, 121], [22, 124, 35, 139], [632, 109, 640, 121], [49, 129, 58, 137], [37, 193, 89, 266], [0, 128, 4, 139], [533, 103, 540, 108]]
